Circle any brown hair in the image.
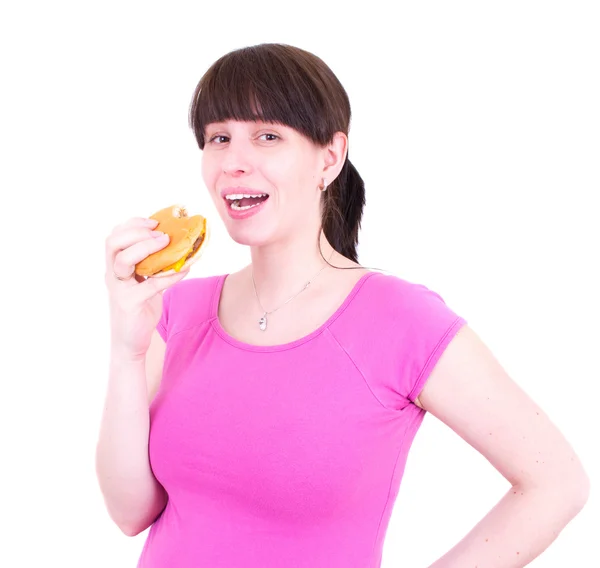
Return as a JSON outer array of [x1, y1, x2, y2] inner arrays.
[[188, 43, 366, 263]]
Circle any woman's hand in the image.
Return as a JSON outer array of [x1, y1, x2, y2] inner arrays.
[[104, 217, 190, 362]]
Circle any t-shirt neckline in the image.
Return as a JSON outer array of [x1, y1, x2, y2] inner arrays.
[[210, 270, 378, 352]]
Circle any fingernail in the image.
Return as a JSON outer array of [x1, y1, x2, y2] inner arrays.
[[151, 231, 168, 239], [145, 218, 159, 226]]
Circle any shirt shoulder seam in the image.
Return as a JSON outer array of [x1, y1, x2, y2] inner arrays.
[[164, 275, 222, 341], [325, 327, 395, 413]]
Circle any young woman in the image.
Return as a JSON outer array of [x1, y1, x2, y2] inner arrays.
[[97, 43, 589, 568]]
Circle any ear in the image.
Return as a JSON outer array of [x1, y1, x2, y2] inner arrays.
[[321, 131, 348, 183]]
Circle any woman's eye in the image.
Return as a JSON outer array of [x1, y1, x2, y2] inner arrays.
[[208, 135, 229, 144], [207, 133, 279, 144]]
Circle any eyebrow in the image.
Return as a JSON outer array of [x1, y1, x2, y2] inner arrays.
[[207, 118, 280, 128]]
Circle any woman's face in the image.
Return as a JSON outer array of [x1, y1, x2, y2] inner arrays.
[[201, 119, 327, 247]]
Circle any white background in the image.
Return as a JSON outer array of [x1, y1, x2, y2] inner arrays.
[[1, 1, 598, 566]]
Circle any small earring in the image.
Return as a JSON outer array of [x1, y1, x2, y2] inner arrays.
[[320, 178, 328, 191]]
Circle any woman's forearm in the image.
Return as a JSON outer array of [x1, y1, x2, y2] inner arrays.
[[428, 479, 589, 568]]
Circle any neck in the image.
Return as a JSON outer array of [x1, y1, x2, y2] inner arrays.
[[248, 227, 338, 310]]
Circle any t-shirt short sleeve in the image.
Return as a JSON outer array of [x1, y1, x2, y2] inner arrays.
[[396, 281, 467, 404], [329, 273, 467, 410], [154, 276, 222, 343]]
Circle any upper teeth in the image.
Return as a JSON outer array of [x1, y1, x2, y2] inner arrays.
[[225, 193, 268, 200]]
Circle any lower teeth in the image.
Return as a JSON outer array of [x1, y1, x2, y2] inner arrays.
[[231, 201, 264, 211]]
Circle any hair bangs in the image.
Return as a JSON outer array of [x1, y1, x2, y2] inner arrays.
[[189, 46, 330, 150]]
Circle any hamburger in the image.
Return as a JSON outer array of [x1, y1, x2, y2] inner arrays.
[[135, 205, 210, 277]]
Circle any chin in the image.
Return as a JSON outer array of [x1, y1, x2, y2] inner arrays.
[[227, 226, 274, 247]]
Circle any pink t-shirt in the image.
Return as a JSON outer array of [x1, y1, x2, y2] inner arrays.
[[138, 271, 467, 567]]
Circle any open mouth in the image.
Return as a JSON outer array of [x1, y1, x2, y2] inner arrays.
[[224, 193, 270, 211]]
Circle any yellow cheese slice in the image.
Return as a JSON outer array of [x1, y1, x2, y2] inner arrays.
[[160, 254, 189, 273]]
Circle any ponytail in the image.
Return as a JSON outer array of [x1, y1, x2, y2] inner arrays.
[[322, 157, 365, 263]]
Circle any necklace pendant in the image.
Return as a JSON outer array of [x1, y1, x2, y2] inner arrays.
[[258, 313, 267, 331]]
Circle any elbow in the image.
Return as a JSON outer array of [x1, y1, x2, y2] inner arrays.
[[121, 523, 143, 538], [559, 458, 591, 511], [102, 507, 148, 537], [107, 511, 149, 538], [535, 467, 591, 516], [568, 469, 591, 511], [516, 462, 591, 516], [562, 475, 590, 522], [119, 516, 151, 537], [112, 516, 141, 538], [118, 508, 164, 537]]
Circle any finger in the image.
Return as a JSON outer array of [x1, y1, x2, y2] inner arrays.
[[107, 216, 159, 240], [106, 226, 166, 265], [110, 216, 159, 234], [107, 217, 159, 247], [112, 233, 171, 278]]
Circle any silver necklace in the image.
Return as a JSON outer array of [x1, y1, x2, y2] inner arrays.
[[251, 250, 334, 331]]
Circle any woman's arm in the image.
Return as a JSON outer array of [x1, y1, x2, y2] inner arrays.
[[95, 344, 168, 536], [426, 479, 587, 567], [417, 325, 590, 568]]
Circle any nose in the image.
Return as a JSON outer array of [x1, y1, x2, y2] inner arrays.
[[221, 138, 253, 177]]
